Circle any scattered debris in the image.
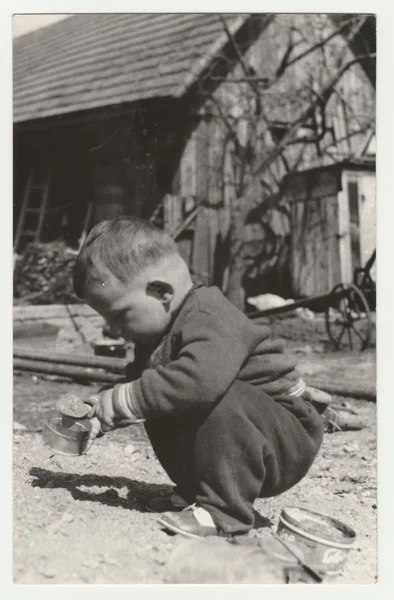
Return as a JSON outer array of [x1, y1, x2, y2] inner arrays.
[[35, 564, 56, 579], [13, 422, 27, 432], [47, 512, 74, 536], [324, 407, 365, 433], [247, 294, 295, 312], [311, 344, 326, 354], [343, 441, 361, 454], [295, 307, 315, 320], [13, 242, 79, 305], [308, 464, 320, 477], [295, 345, 314, 355]]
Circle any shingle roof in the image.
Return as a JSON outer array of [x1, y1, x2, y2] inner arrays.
[[13, 13, 249, 123]]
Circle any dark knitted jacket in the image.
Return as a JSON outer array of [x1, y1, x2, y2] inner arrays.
[[123, 283, 302, 419]]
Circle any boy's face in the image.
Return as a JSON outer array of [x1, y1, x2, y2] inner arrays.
[[83, 274, 173, 345]]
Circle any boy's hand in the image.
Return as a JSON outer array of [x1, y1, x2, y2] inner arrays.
[[85, 388, 118, 429], [84, 389, 117, 451], [83, 387, 144, 451]]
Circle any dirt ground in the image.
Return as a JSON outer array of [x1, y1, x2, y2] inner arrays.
[[13, 317, 377, 584]]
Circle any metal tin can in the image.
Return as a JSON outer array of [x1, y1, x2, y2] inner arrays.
[[41, 417, 90, 456], [277, 507, 356, 578]]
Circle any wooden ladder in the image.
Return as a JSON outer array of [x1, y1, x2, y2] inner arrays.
[[14, 166, 53, 252]]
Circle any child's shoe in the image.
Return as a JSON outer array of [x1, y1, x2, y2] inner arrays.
[[158, 505, 223, 539], [146, 491, 188, 513]]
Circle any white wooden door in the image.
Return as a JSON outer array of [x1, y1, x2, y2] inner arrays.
[[340, 170, 376, 282], [358, 172, 376, 280]]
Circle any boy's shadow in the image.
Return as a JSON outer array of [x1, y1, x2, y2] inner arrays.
[[29, 468, 273, 528], [29, 467, 173, 511]]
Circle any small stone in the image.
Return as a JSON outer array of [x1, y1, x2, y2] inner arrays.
[[308, 464, 320, 477], [343, 441, 360, 453], [372, 503, 377, 509], [312, 344, 326, 353], [124, 444, 136, 455], [13, 422, 27, 431], [295, 345, 313, 354], [63, 512, 74, 523], [51, 457, 65, 470], [39, 568, 56, 579], [36, 558, 56, 579]]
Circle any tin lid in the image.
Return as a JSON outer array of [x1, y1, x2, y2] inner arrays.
[[280, 507, 356, 546]]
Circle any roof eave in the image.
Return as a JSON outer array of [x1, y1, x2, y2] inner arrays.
[[174, 14, 250, 98], [13, 95, 179, 130]]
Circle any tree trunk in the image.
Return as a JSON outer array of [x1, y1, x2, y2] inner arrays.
[[225, 197, 246, 310]]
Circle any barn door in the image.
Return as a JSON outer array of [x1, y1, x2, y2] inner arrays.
[[340, 170, 376, 282], [358, 172, 376, 280], [292, 195, 341, 297]]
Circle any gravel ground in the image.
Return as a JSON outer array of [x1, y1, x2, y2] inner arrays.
[[12, 402, 377, 584], [12, 317, 377, 584]]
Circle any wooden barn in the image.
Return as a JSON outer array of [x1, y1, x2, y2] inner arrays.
[[13, 13, 376, 296], [285, 153, 376, 297]]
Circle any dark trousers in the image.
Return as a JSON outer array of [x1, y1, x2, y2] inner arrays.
[[144, 380, 324, 534]]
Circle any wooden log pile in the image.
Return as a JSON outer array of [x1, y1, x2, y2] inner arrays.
[[13, 242, 79, 305], [13, 346, 125, 384]]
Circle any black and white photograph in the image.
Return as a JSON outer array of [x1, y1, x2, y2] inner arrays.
[[11, 9, 377, 586]]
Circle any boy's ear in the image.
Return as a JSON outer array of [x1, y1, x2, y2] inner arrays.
[[146, 279, 174, 303]]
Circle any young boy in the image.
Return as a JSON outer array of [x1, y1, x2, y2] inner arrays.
[[73, 216, 324, 539]]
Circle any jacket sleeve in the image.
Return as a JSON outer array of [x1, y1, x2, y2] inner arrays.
[[125, 309, 255, 418]]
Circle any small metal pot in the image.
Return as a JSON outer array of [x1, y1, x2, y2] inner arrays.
[[41, 417, 90, 456]]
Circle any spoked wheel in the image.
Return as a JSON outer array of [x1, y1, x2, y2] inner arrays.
[[325, 283, 372, 351]]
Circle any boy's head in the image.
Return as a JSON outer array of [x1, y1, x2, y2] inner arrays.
[[73, 216, 192, 343]]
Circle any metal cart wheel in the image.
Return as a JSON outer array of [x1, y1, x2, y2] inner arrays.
[[325, 283, 372, 351]]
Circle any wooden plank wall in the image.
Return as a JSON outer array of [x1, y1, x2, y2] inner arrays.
[[177, 115, 232, 286], [289, 170, 342, 297], [163, 194, 196, 270], [291, 193, 341, 297]]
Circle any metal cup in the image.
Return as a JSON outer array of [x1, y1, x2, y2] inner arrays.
[[41, 417, 90, 456]]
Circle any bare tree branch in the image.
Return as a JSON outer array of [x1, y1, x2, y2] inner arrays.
[[283, 16, 364, 72], [219, 14, 261, 101], [232, 51, 376, 218]]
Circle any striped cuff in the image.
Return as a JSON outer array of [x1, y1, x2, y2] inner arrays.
[[287, 378, 307, 398], [112, 383, 145, 422]]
